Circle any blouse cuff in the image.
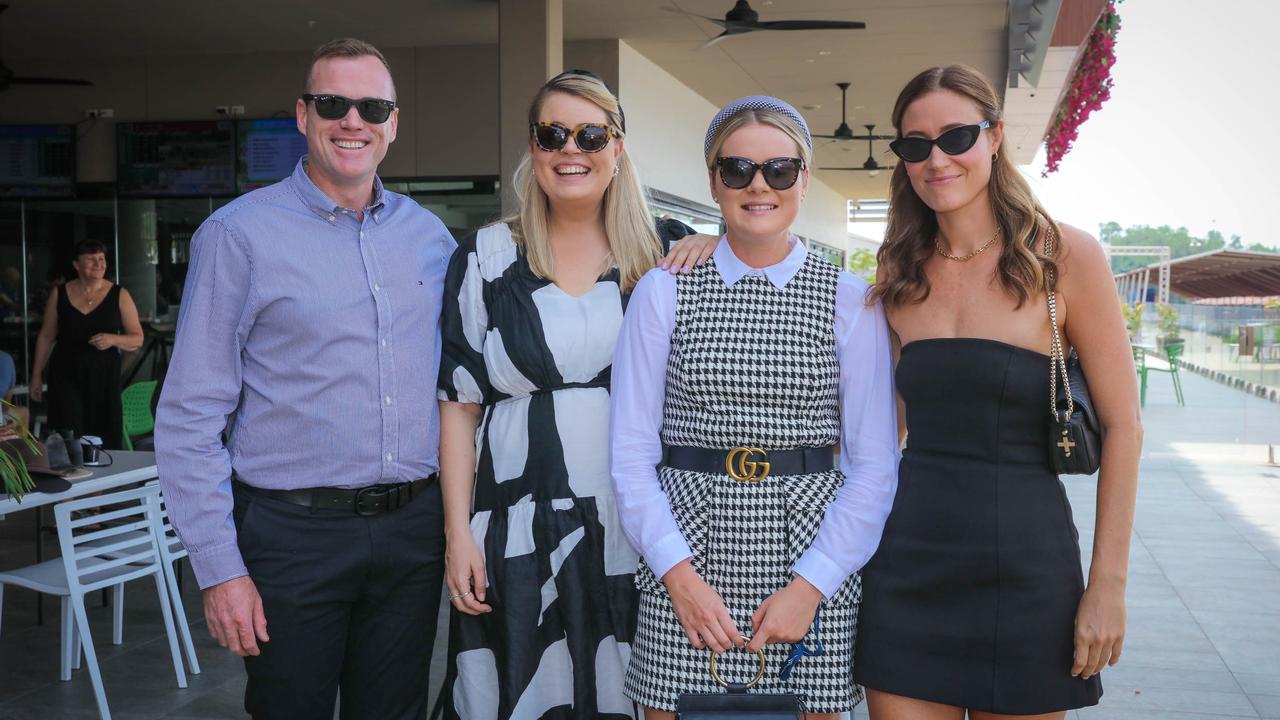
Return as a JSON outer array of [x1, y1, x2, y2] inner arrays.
[[792, 547, 843, 600], [646, 530, 694, 581]]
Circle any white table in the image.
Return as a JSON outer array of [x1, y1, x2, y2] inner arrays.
[[0, 451, 158, 515], [1, 451, 160, 623]]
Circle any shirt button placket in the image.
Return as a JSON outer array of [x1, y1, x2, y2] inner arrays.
[[362, 223, 397, 479]]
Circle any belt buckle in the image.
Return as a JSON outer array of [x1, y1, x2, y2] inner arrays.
[[354, 485, 391, 516], [726, 447, 770, 483]]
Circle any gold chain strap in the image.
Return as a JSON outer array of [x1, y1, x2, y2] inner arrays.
[[1045, 224, 1074, 422]]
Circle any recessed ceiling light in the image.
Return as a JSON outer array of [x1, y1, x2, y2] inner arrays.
[[854, 105, 865, 110], [801, 104, 821, 110], [805, 58, 815, 63], [818, 50, 832, 56]]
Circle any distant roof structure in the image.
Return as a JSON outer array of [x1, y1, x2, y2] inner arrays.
[[1115, 249, 1280, 300]]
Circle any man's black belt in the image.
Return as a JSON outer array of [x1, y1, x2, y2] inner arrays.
[[235, 475, 437, 516], [662, 445, 834, 482]]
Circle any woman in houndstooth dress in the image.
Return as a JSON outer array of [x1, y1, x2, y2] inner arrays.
[[610, 97, 899, 718]]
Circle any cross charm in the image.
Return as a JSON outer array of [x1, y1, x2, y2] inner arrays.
[[1057, 436, 1076, 454]]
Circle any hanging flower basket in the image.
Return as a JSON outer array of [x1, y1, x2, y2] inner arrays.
[[1043, 0, 1123, 175]]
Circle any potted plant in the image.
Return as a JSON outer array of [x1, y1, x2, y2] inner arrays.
[[1121, 301, 1144, 340], [1156, 303, 1182, 351], [1, 400, 41, 502]]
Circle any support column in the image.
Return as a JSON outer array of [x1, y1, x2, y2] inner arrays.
[[117, 200, 157, 321], [499, 0, 563, 213]]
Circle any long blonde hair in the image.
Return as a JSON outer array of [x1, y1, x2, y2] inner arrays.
[[502, 73, 660, 293], [870, 64, 1059, 309]]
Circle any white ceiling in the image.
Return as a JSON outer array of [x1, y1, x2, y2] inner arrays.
[[0, 0, 1026, 201]]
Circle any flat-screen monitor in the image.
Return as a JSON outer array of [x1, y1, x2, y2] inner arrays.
[[237, 118, 307, 193], [117, 120, 236, 196], [0, 125, 76, 198]]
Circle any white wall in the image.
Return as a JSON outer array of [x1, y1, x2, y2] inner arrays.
[[617, 41, 850, 252]]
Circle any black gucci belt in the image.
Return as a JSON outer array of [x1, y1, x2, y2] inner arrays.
[[661, 445, 834, 482], [235, 475, 437, 516]]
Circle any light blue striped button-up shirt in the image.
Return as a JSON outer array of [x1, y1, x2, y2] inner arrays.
[[156, 157, 456, 588]]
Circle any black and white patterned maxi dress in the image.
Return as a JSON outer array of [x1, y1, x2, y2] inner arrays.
[[438, 221, 685, 720], [624, 253, 863, 713]]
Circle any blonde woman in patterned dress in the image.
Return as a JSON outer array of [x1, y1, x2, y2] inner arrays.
[[610, 96, 899, 718], [438, 70, 716, 719]]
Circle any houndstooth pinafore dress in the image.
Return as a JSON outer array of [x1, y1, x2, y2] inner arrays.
[[623, 253, 863, 713]]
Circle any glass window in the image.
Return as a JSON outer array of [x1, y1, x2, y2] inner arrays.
[[648, 188, 722, 236], [0, 201, 24, 399], [384, 177, 501, 240]]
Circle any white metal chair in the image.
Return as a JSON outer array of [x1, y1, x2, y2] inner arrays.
[[77, 484, 202, 675], [149, 486, 201, 675], [0, 484, 187, 720]]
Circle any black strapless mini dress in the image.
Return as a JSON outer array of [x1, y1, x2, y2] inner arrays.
[[855, 338, 1102, 713]]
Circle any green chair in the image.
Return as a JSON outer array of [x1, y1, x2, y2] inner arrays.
[[121, 381, 158, 450], [1136, 342, 1185, 407]]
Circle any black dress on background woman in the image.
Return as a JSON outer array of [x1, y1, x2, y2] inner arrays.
[[46, 283, 124, 449], [855, 337, 1102, 713]]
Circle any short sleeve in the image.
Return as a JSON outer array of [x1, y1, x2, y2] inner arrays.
[[437, 233, 491, 405]]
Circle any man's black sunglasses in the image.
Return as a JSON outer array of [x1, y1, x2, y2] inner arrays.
[[301, 94, 397, 124], [714, 156, 805, 191], [889, 120, 991, 163]]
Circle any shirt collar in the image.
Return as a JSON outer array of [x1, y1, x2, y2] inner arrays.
[[713, 236, 808, 289], [291, 156, 388, 224]]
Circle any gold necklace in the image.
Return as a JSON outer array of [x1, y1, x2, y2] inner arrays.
[[935, 227, 1000, 262]]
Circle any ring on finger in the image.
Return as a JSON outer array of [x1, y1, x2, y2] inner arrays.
[[449, 590, 474, 601]]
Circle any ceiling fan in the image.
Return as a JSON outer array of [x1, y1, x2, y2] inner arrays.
[[820, 124, 896, 175], [812, 82, 893, 143], [0, 3, 93, 92], [665, 1, 867, 48]]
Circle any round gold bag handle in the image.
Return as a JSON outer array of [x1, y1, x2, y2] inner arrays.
[[708, 637, 767, 689]]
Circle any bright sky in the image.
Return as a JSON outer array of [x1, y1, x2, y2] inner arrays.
[[852, 0, 1280, 248], [1027, 0, 1279, 246]]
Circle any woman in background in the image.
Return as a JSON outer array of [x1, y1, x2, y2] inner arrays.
[[31, 239, 143, 449]]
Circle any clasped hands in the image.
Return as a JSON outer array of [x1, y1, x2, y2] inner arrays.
[[662, 559, 823, 654]]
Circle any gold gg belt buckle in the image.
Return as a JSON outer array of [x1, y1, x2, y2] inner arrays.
[[726, 447, 770, 483]]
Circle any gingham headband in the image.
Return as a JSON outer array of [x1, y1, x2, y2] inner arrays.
[[703, 95, 812, 158]]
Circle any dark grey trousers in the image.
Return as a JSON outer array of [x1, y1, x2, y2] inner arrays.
[[233, 480, 445, 720]]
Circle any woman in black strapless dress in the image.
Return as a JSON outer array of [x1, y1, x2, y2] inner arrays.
[[854, 66, 1142, 718]]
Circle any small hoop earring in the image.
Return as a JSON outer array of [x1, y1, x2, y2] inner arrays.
[[992, 152, 999, 162]]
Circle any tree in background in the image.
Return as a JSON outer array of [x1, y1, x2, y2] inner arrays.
[[848, 248, 877, 283], [1098, 223, 1273, 274]]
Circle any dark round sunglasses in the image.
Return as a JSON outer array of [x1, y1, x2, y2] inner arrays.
[[889, 120, 991, 163], [301, 94, 397, 124], [715, 156, 805, 191], [530, 122, 613, 153]]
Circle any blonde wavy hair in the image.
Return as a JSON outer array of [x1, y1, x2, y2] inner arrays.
[[870, 64, 1059, 309], [502, 73, 660, 293], [703, 109, 813, 171]]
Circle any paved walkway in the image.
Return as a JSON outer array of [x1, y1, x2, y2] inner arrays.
[[1, 367, 1278, 718]]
